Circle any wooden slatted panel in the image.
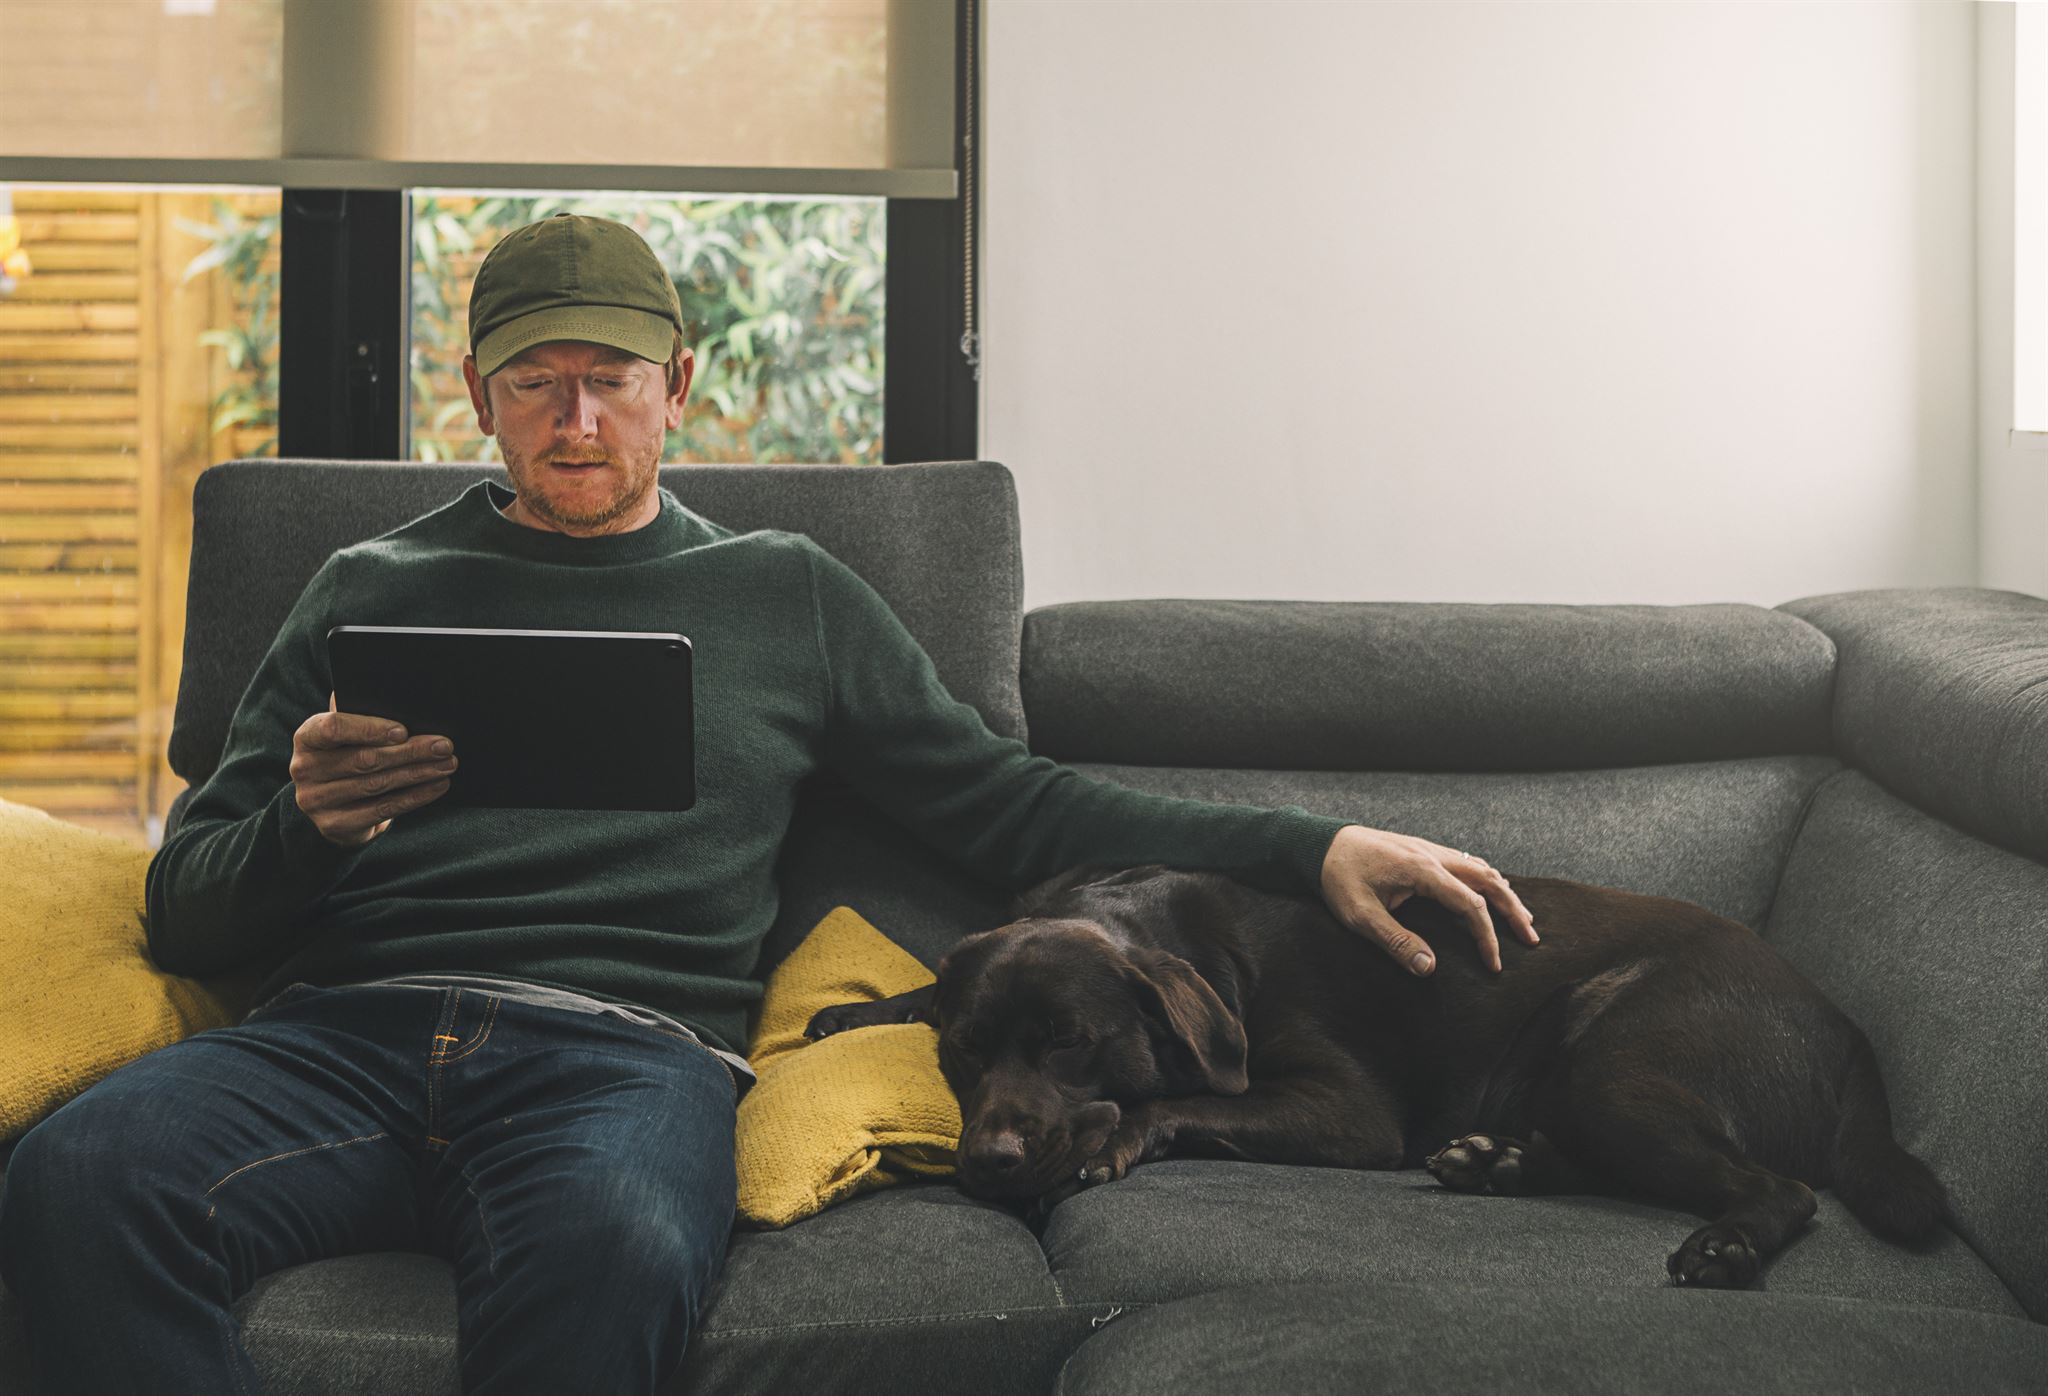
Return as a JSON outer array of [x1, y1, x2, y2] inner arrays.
[[0, 189, 143, 830], [1, 187, 280, 845]]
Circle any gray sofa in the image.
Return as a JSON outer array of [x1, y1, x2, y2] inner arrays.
[[2, 457, 2044, 1393]]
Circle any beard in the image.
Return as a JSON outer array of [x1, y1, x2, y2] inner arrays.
[[498, 433, 662, 535]]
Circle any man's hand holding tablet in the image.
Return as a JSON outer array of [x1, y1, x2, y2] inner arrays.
[[291, 692, 459, 848]]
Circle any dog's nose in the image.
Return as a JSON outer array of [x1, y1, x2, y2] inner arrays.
[[964, 1129, 1030, 1178]]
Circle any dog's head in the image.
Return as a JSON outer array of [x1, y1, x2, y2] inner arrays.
[[929, 917, 1249, 1201]]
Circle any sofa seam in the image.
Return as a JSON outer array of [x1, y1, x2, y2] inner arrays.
[[1756, 762, 1845, 933], [236, 1323, 452, 1347], [700, 1301, 1105, 1340], [240, 1302, 1160, 1350]]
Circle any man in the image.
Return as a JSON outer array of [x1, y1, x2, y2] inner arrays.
[[0, 213, 1535, 1394]]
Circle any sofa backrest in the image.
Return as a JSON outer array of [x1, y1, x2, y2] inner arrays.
[[172, 458, 1028, 787], [1020, 597, 1841, 931], [169, 457, 1029, 972], [1777, 587, 2048, 865], [1022, 598, 1836, 769], [1765, 587, 2048, 1320]]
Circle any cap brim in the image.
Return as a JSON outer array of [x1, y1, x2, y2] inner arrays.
[[475, 305, 674, 377]]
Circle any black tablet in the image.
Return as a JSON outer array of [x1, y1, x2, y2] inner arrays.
[[327, 626, 694, 812]]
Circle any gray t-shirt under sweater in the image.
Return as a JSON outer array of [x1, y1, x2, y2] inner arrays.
[[330, 973, 755, 1094]]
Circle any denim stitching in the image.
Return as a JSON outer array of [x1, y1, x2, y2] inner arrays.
[[440, 996, 499, 1064], [427, 991, 461, 1149], [220, 1307, 255, 1396], [203, 1133, 392, 1220], [650, 1026, 740, 1102], [456, 1156, 502, 1333]]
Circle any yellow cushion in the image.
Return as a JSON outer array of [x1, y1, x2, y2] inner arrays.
[[0, 797, 251, 1141], [736, 905, 959, 1228]]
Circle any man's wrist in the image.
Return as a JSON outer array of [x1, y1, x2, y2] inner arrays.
[[1320, 823, 1365, 888]]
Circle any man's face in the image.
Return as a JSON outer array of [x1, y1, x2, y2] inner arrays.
[[462, 338, 692, 537]]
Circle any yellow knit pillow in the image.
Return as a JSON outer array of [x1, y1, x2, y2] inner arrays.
[[737, 905, 960, 1228], [0, 797, 252, 1141]]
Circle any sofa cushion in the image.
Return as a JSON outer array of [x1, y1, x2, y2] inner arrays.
[[1054, 1281, 2048, 1396], [1764, 768, 2048, 1321], [0, 1184, 1100, 1396], [0, 798, 255, 1144], [1038, 1160, 2023, 1319], [1057, 756, 1840, 934], [1776, 587, 2048, 864], [213, 1185, 1090, 1396], [682, 1183, 1094, 1394], [1022, 600, 1835, 770], [736, 905, 957, 1228]]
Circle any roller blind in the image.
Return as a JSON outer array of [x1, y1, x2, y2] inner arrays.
[[0, 0, 956, 198]]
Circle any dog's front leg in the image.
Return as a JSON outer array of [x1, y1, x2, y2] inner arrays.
[[1076, 1073, 1404, 1187], [1073, 1099, 1172, 1187], [803, 983, 937, 1040]]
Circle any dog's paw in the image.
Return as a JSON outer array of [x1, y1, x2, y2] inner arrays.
[[1425, 1134, 1529, 1194], [1667, 1223, 1760, 1288], [803, 1001, 885, 1040], [1073, 1101, 1145, 1189]]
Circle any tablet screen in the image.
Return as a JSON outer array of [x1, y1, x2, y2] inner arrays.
[[327, 626, 694, 812]]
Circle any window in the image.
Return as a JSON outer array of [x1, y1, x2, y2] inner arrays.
[[0, 0, 977, 850], [2015, 0, 2047, 438], [0, 184, 281, 843], [410, 192, 885, 465]]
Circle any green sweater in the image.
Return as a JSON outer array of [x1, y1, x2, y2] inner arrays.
[[146, 479, 1353, 1055]]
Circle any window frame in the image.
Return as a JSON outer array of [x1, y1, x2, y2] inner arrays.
[[276, 1, 980, 465]]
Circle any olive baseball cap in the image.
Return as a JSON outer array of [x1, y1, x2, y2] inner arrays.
[[468, 212, 685, 377]]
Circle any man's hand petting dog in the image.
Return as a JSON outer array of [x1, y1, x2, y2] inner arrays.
[[1319, 824, 1539, 974]]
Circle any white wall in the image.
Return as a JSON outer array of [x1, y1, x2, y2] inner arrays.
[[1978, 2, 2048, 600], [982, 1, 1981, 609]]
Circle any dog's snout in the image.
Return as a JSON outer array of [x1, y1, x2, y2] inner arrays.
[[963, 1128, 1031, 1178]]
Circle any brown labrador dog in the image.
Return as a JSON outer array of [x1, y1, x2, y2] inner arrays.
[[805, 863, 1950, 1288]]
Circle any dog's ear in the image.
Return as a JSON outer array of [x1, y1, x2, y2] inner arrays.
[[1119, 947, 1249, 1095]]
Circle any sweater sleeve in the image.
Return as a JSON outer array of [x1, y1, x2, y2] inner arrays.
[[144, 558, 367, 977], [808, 545, 1354, 899]]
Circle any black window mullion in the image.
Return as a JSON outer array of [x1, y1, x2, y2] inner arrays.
[[882, 0, 980, 464], [279, 188, 407, 461]]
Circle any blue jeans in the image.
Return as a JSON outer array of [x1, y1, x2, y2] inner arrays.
[[0, 982, 740, 1395]]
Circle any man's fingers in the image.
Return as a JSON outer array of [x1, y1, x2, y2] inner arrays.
[[1493, 875, 1539, 945], [297, 756, 458, 808], [290, 726, 433, 787], [293, 693, 452, 849], [302, 777, 452, 844], [1441, 843, 1540, 941], [301, 708, 407, 751], [1434, 866, 1503, 973], [1466, 855, 1539, 944], [1358, 902, 1438, 977]]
